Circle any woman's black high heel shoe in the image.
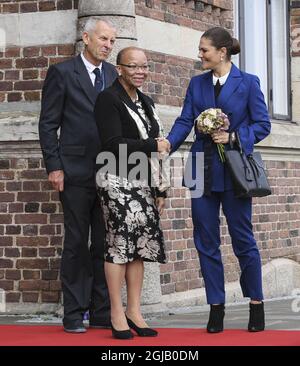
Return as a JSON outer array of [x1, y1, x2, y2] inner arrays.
[[206, 304, 225, 333], [111, 322, 134, 339], [248, 302, 265, 332], [126, 316, 158, 337]]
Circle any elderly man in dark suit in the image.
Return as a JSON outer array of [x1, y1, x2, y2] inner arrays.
[[39, 18, 118, 333]]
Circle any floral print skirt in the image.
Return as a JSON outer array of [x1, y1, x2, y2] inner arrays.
[[98, 174, 166, 264]]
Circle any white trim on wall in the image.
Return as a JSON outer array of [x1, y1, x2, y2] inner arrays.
[[136, 16, 203, 60], [0, 10, 77, 47]]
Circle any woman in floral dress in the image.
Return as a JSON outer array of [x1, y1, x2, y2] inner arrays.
[[94, 47, 170, 339]]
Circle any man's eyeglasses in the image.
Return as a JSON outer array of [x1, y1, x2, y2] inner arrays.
[[118, 64, 150, 72]]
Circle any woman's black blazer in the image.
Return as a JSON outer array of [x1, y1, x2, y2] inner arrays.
[[94, 79, 165, 196]]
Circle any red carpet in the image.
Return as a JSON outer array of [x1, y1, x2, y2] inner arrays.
[[0, 325, 300, 346]]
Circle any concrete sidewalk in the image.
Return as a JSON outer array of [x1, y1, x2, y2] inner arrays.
[[0, 297, 299, 331], [149, 297, 300, 331]]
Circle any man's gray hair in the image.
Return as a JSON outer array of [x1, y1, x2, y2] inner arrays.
[[83, 17, 115, 34]]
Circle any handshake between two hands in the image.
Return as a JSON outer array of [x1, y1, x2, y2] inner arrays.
[[156, 137, 171, 156]]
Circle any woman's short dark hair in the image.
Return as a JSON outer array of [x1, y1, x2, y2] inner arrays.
[[202, 27, 240, 60], [116, 46, 143, 65]]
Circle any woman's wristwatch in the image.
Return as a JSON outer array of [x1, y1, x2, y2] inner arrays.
[[229, 132, 236, 145]]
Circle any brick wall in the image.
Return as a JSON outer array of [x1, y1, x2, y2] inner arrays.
[[1, 0, 233, 105], [135, 0, 233, 31], [291, 1, 300, 57], [0, 0, 78, 14], [136, 0, 233, 107], [142, 51, 201, 107], [0, 47, 199, 106], [1, 0, 300, 309], [0, 45, 74, 103], [0, 0, 77, 103], [0, 151, 63, 304], [1, 152, 300, 302], [159, 160, 300, 294]]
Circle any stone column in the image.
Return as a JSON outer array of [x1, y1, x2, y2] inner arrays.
[[77, 0, 162, 306]]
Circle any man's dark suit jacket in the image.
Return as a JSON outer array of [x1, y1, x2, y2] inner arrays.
[[39, 54, 118, 187]]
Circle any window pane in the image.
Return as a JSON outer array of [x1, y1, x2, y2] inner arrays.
[[271, 0, 288, 117], [243, 0, 268, 105]]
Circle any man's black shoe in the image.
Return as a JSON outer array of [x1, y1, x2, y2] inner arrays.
[[63, 320, 86, 333]]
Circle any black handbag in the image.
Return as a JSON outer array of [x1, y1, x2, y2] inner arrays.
[[224, 132, 271, 198]]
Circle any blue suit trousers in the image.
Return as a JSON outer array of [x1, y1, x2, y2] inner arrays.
[[192, 190, 264, 304]]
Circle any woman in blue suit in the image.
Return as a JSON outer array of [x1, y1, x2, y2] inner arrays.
[[166, 27, 271, 333]]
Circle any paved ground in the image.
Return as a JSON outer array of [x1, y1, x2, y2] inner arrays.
[[149, 297, 300, 331], [0, 297, 299, 331]]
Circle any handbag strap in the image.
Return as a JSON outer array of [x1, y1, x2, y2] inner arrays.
[[235, 131, 244, 155], [233, 131, 253, 181], [229, 131, 243, 155]]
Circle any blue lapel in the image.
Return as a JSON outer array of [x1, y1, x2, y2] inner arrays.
[[216, 63, 243, 110], [200, 63, 243, 111]]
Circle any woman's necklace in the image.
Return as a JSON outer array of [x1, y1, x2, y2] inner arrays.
[[131, 93, 138, 103]]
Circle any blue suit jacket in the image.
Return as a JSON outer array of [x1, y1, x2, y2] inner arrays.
[[167, 63, 271, 191]]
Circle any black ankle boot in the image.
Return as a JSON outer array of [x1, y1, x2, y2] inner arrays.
[[207, 304, 225, 333], [248, 302, 265, 332]]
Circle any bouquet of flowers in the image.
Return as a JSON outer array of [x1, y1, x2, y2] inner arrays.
[[195, 108, 230, 163]]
